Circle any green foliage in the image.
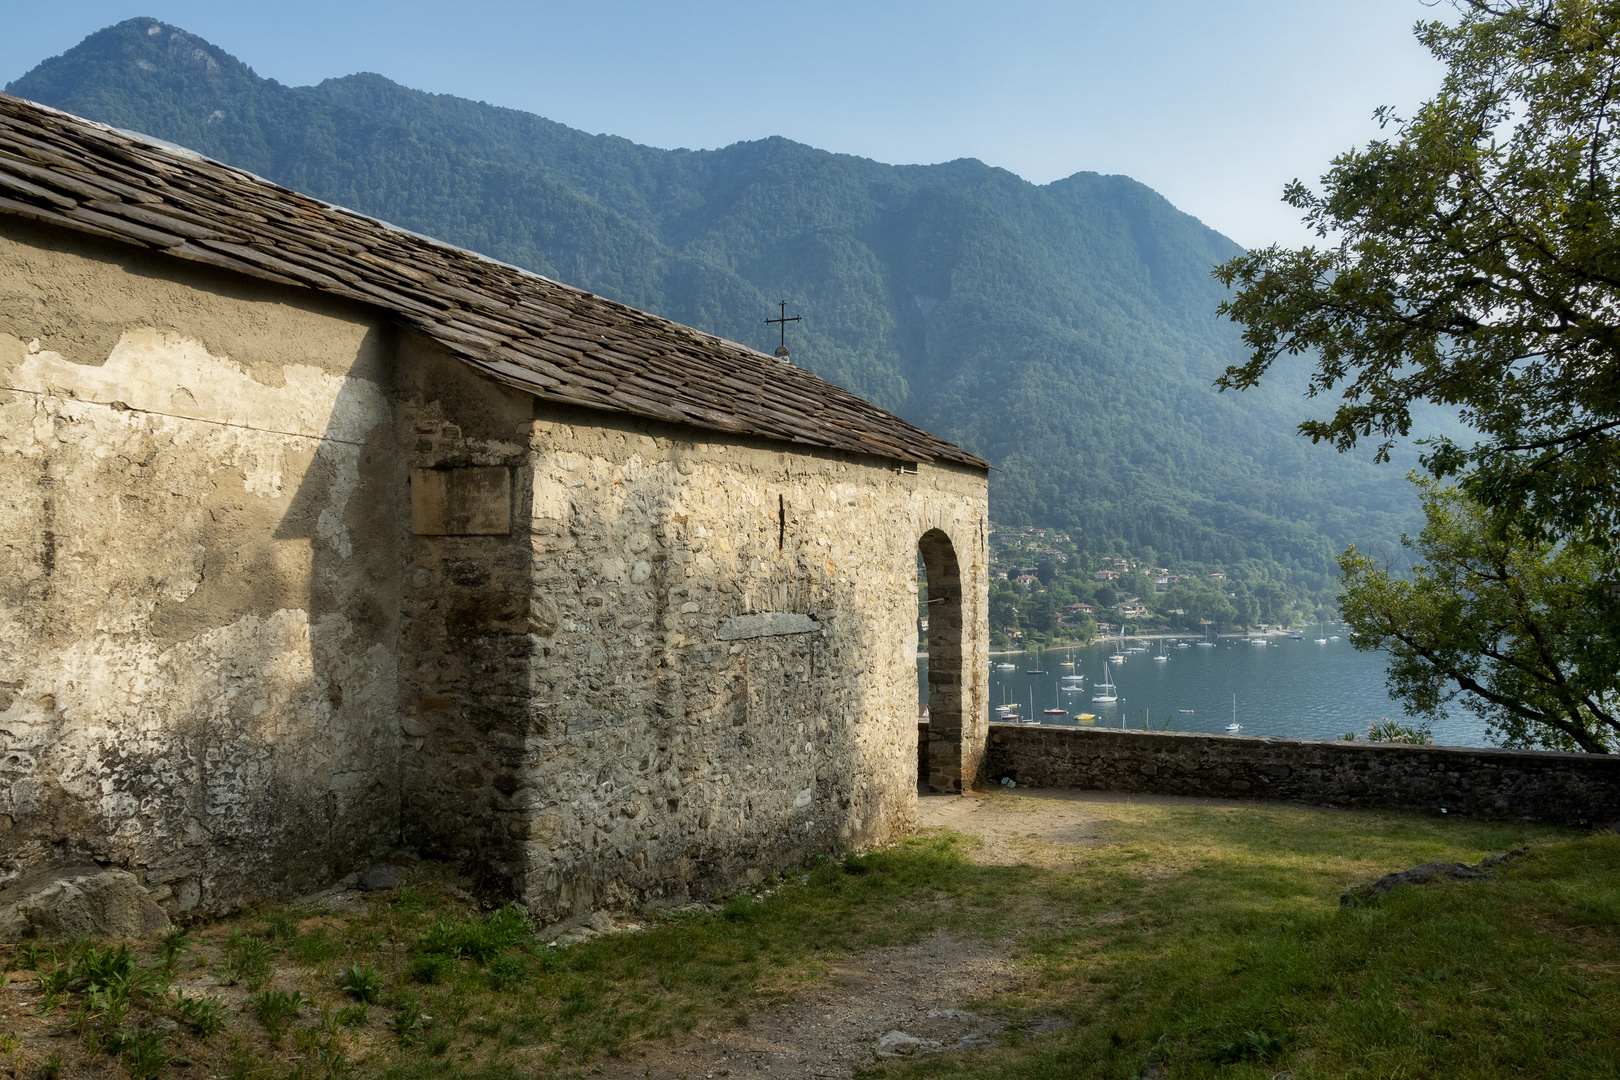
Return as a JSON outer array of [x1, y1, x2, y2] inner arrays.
[[120, 1028, 169, 1080], [289, 926, 339, 965], [1341, 478, 1620, 752], [6, 18, 1426, 596], [334, 1003, 369, 1027], [386, 990, 426, 1044], [1215, 0, 1620, 548], [158, 929, 191, 975], [720, 897, 756, 923], [247, 989, 306, 1043], [415, 904, 530, 964], [170, 992, 228, 1037], [408, 953, 451, 984], [337, 963, 382, 1003], [1212, 1026, 1287, 1064], [221, 932, 273, 990], [485, 953, 530, 990]]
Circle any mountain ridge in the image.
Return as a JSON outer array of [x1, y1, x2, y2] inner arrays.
[[6, 18, 1417, 613]]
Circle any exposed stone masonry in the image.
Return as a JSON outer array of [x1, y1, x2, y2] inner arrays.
[[988, 724, 1620, 825]]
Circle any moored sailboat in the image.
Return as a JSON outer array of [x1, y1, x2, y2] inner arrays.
[[1091, 664, 1117, 704]]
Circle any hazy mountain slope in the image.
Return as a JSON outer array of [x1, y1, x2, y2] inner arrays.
[[7, 18, 1418, 601]]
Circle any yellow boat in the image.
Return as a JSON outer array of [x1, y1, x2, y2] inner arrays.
[[1072, 713, 1096, 723]]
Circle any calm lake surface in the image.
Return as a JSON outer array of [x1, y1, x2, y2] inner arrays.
[[919, 632, 1493, 747]]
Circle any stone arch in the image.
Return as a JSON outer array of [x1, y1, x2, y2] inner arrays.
[[918, 527, 965, 792]]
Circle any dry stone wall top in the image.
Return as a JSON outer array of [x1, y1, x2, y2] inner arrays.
[[988, 724, 1620, 825]]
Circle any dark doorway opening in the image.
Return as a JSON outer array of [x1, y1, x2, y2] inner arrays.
[[918, 528, 963, 793]]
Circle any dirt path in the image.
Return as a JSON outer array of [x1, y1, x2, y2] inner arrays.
[[598, 792, 1141, 1079], [598, 927, 1022, 1079]]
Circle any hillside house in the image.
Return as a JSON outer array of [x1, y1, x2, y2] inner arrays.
[[0, 95, 990, 921]]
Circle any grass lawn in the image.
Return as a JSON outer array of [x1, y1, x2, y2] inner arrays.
[[2, 795, 1617, 1079]]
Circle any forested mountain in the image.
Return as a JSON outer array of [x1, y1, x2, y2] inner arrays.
[[7, 19, 1418, 610]]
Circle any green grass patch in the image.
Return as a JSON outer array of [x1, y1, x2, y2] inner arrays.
[[3, 799, 1615, 1078]]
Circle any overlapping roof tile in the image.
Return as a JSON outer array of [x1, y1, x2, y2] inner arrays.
[[0, 93, 986, 469]]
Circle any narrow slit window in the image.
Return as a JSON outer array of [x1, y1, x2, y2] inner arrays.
[[778, 494, 785, 550]]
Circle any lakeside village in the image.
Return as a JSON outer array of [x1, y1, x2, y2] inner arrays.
[[969, 523, 1335, 651]]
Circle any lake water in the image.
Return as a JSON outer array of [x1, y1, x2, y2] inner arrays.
[[919, 632, 1493, 747]]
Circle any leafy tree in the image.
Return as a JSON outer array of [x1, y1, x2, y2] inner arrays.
[[1036, 553, 1060, 585], [989, 580, 1021, 632], [1027, 591, 1058, 634], [1094, 584, 1118, 608], [1215, 0, 1620, 546], [1340, 479, 1619, 752]]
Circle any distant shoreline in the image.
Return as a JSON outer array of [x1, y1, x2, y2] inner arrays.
[[973, 628, 1318, 657]]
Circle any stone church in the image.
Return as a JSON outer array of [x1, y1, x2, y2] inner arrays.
[[0, 94, 990, 922]]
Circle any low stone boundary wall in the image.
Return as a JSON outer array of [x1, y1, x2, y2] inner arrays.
[[986, 723, 1620, 825]]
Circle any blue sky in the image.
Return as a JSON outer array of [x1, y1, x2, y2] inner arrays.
[[5, 1, 1446, 248]]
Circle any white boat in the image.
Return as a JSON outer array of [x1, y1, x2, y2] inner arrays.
[[1154, 638, 1168, 662], [996, 661, 1017, 670], [1195, 625, 1215, 647], [1225, 723, 1242, 732], [1225, 693, 1240, 732], [1091, 665, 1117, 704]]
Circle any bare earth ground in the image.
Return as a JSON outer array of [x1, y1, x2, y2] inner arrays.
[[597, 789, 1243, 1080]]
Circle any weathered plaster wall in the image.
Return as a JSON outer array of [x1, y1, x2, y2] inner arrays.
[[987, 724, 1620, 825], [0, 221, 405, 910]]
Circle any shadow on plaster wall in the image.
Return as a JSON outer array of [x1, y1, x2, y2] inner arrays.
[[253, 325, 403, 899]]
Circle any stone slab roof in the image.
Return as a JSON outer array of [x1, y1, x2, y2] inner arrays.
[[0, 93, 986, 469]]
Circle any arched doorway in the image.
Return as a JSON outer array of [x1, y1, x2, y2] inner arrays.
[[918, 528, 963, 793]]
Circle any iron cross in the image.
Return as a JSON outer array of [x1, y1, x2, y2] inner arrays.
[[764, 300, 801, 353]]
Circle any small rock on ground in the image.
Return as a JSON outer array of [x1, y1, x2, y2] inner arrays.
[[1341, 862, 1489, 906], [357, 864, 404, 892], [0, 866, 170, 941]]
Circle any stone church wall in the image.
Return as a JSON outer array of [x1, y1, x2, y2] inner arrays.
[[395, 363, 990, 917], [0, 220, 407, 911], [0, 220, 992, 921]]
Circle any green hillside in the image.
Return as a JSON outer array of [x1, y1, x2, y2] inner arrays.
[[6, 19, 1420, 615]]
